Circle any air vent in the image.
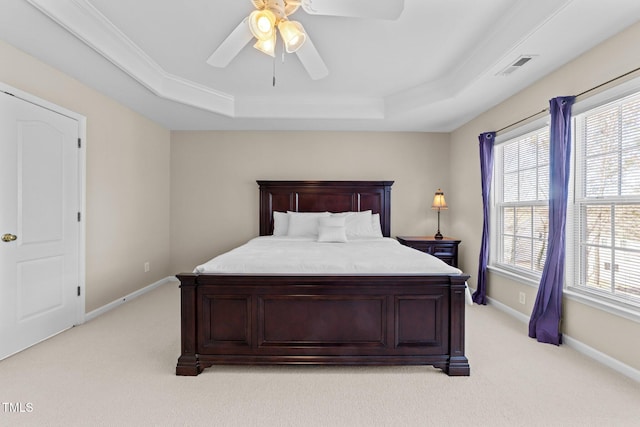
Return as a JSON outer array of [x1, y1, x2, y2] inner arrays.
[[497, 55, 536, 76]]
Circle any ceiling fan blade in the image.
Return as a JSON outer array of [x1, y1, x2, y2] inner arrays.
[[206, 18, 253, 68], [295, 37, 329, 80], [301, 0, 404, 20]]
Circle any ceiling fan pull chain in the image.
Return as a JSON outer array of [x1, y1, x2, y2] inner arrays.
[[273, 55, 277, 87]]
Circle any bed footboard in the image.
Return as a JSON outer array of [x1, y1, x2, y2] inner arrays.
[[176, 273, 470, 376]]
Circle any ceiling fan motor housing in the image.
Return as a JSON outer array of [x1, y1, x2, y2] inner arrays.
[[253, 0, 298, 21]]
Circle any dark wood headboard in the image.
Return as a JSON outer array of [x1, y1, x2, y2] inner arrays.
[[257, 180, 394, 237]]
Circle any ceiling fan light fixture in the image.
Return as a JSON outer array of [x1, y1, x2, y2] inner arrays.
[[253, 34, 276, 57], [283, 1, 301, 16], [249, 9, 277, 41], [278, 20, 307, 53]]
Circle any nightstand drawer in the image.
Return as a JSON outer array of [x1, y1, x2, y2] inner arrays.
[[433, 254, 455, 265], [402, 241, 432, 253], [431, 244, 456, 256], [396, 236, 461, 268]]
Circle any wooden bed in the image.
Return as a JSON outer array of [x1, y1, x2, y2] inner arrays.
[[176, 180, 470, 376]]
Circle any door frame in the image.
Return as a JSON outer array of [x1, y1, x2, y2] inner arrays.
[[1, 81, 87, 326]]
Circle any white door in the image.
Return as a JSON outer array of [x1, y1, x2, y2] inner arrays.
[[0, 91, 80, 360]]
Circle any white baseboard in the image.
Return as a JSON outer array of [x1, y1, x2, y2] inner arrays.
[[85, 276, 177, 322], [562, 335, 640, 383], [482, 293, 640, 383], [483, 294, 531, 324]]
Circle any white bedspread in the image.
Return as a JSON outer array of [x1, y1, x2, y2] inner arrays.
[[194, 236, 463, 275]]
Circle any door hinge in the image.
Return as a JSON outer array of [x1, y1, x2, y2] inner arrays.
[[78, 138, 82, 148], [77, 286, 81, 297], [77, 212, 81, 222]]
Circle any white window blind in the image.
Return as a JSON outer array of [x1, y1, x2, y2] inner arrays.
[[494, 128, 550, 277], [572, 91, 640, 307]]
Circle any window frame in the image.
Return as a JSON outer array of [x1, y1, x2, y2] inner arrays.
[[567, 83, 640, 313], [490, 118, 551, 284]]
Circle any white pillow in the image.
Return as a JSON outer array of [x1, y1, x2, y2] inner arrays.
[[371, 213, 383, 238], [286, 211, 330, 237], [317, 225, 348, 243], [332, 210, 375, 238], [316, 216, 347, 242], [319, 215, 346, 228], [273, 211, 289, 236]]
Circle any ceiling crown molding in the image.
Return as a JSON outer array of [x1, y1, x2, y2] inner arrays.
[[385, 0, 573, 116], [27, 0, 236, 116]]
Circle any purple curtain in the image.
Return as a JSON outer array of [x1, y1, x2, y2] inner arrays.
[[473, 132, 495, 305], [528, 96, 575, 345]]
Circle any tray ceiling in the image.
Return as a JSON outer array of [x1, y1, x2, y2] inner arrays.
[[1, 0, 640, 131]]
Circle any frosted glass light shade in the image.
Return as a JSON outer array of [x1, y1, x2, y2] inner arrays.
[[253, 34, 276, 57], [278, 20, 307, 53], [249, 9, 276, 41]]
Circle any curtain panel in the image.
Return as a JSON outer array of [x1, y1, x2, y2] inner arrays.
[[473, 132, 496, 305], [528, 96, 575, 345]]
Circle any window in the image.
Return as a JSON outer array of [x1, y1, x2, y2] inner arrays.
[[572, 91, 640, 308], [490, 81, 640, 314], [494, 127, 550, 278]]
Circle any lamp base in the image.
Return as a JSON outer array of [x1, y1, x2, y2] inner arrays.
[[434, 209, 444, 240]]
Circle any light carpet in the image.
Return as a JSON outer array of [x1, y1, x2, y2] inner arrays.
[[1, 280, 639, 426]]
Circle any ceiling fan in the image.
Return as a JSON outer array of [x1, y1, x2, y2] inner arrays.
[[206, 0, 404, 80]]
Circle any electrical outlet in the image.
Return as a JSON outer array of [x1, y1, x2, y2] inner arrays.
[[519, 291, 526, 305], [144, 262, 150, 273]]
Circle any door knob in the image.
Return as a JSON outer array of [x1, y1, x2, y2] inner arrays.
[[2, 234, 17, 242]]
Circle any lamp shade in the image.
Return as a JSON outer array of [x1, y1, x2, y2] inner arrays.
[[253, 33, 276, 57], [431, 189, 448, 210], [278, 20, 307, 53], [249, 9, 276, 41]]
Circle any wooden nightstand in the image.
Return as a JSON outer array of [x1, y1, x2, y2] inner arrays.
[[396, 236, 461, 267]]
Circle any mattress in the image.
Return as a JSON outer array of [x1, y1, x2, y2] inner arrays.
[[195, 236, 463, 275]]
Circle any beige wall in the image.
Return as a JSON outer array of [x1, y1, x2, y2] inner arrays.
[[170, 131, 451, 273], [450, 22, 640, 370], [0, 40, 172, 312]]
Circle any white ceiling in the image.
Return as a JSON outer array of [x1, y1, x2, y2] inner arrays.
[[1, 0, 640, 132]]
